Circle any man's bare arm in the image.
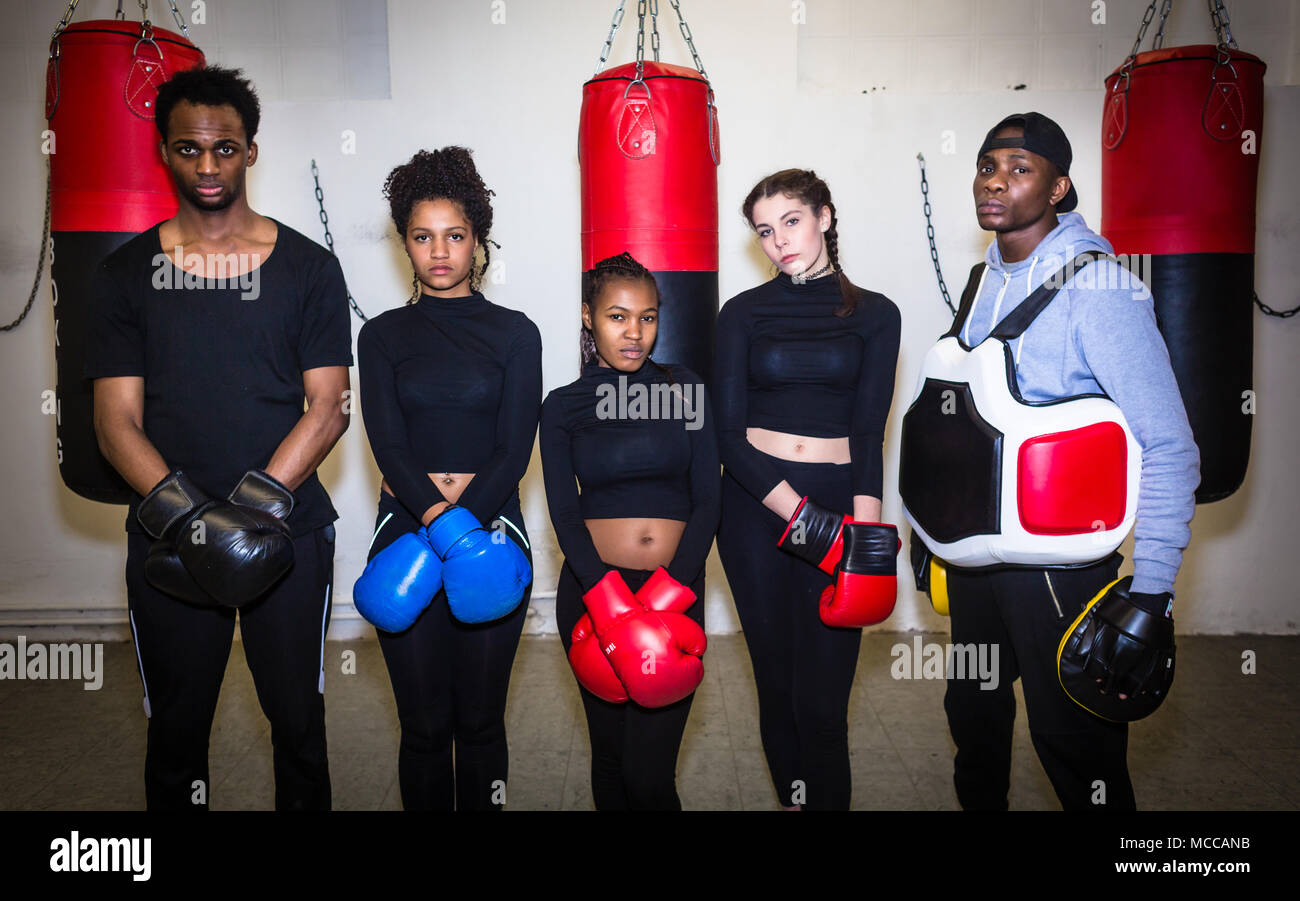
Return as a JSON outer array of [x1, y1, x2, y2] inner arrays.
[[262, 365, 351, 491], [93, 376, 170, 496]]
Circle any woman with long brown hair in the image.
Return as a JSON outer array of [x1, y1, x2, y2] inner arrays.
[[713, 169, 902, 810]]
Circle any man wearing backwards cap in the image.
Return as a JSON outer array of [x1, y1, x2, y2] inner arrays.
[[932, 112, 1199, 809]]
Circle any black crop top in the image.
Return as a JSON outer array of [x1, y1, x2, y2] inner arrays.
[[712, 271, 901, 504], [539, 360, 721, 592], [357, 291, 542, 524]]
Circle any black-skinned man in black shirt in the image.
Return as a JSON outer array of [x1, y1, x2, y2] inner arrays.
[[85, 66, 352, 810]]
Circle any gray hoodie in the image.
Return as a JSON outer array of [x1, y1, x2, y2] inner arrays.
[[959, 212, 1199, 596]]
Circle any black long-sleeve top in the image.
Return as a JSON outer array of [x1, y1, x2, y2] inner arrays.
[[357, 291, 542, 524], [712, 271, 901, 505], [540, 360, 721, 592]]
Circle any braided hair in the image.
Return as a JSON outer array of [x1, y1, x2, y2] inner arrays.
[[580, 252, 675, 385], [382, 146, 495, 300], [742, 169, 858, 317]]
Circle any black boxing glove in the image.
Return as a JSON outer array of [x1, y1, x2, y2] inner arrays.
[[228, 469, 295, 521], [137, 471, 294, 608], [144, 543, 225, 607], [137, 472, 224, 607], [777, 497, 852, 575], [1056, 576, 1175, 722]]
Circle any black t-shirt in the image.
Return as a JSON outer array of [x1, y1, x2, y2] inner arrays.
[[356, 291, 542, 524], [540, 360, 721, 592], [83, 219, 354, 537], [712, 271, 901, 503]]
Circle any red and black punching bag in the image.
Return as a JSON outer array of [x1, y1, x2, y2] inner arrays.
[[579, 60, 720, 382], [1101, 43, 1265, 503], [46, 20, 205, 503]]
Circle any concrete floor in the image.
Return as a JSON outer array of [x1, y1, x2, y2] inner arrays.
[[1, 633, 1297, 810]]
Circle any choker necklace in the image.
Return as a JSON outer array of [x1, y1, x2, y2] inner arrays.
[[792, 262, 833, 284]]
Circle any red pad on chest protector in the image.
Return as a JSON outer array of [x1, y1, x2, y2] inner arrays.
[[1018, 422, 1128, 535]]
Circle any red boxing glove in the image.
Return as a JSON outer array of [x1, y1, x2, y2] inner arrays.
[[657, 612, 707, 659], [634, 566, 698, 614], [568, 613, 629, 703], [567, 568, 701, 704], [582, 571, 705, 708], [778, 497, 851, 575], [819, 522, 900, 628]]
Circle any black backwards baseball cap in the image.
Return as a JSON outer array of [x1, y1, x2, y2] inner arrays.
[[977, 112, 1078, 213]]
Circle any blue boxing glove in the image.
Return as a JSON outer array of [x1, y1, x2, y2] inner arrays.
[[353, 531, 444, 633], [423, 506, 532, 623]]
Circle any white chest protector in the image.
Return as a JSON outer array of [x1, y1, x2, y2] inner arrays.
[[899, 254, 1141, 569]]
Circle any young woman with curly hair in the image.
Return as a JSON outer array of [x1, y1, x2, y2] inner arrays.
[[355, 146, 542, 810]]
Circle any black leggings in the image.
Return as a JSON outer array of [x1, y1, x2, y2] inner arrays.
[[715, 456, 861, 811], [943, 553, 1132, 811], [367, 490, 532, 811], [556, 562, 704, 811], [126, 524, 335, 811]]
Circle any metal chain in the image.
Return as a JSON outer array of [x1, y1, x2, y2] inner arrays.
[[2, 158, 51, 333], [49, 0, 188, 47], [135, 0, 155, 41], [592, 0, 710, 81], [665, 0, 715, 164], [1254, 293, 1299, 319], [311, 160, 368, 322], [916, 154, 956, 317], [669, 0, 709, 81], [1207, 0, 1237, 75], [50, 0, 80, 49], [1111, 0, 1156, 100], [165, 0, 191, 37], [593, 0, 626, 76], [1126, 0, 1159, 63], [1152, 0, 1173, 49], [635, 0, 646, 81], [1209, 0, 1238, 48], [649, 0, 660, 62]]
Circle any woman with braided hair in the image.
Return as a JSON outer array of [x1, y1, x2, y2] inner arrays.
[[540, 252, 720, 810], [713, 169, 902, 810], [355, 146, 542, 810]]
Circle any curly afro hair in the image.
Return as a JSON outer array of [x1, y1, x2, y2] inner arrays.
[[154, 65, 260, 144], [383, 146, 496, 295]]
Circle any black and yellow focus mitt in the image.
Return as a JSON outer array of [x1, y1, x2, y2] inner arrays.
[[1057, 576, 1175, 722]]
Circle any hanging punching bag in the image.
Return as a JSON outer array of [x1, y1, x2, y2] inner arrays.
[[1101, 38, 1265, 503], [579, 57, 720, 382], [46, 18, 205, 503]]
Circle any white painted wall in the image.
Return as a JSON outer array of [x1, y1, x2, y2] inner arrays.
[[0, 0, 1296, 639]]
